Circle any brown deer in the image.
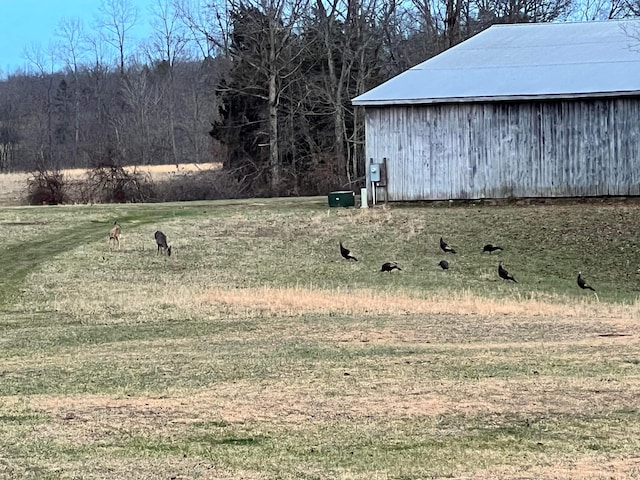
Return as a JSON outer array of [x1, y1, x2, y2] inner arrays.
[[108, 221, 121, 249], [154, 230, 172, 256]]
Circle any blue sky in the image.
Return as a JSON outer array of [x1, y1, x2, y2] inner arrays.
[[0, 0, 154, 76]]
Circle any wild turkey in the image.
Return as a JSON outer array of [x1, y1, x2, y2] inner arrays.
[[577, 272, 595, 291], [438, 260, 449, 270], [339, 242, 358, 261], [440, 237, 456, 254], [380, 262, 401, 272], [498, 262, 517, 283], [483, 244, 503, 254]]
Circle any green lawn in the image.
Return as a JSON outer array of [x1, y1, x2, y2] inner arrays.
[[0, 198, 639, 479]]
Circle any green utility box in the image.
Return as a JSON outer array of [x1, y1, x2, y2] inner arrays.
[[328, 190, 355, 207]]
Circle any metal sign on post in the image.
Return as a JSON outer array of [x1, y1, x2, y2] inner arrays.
[[369, 163, 381, 182], [370, 162, 382, 205]]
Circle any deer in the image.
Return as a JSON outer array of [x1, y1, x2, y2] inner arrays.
[[108, 221, 121, 249], [154, 230, 172, 256]]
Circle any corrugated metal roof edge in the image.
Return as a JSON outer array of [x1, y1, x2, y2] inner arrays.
[[351, 90, 640, 106], [486, 18, 640, 28]]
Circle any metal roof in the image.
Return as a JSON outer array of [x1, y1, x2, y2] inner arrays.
[[352, 20, 640, 106]]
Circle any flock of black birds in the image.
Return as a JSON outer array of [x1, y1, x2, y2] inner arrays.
[[340, 241, 403, 272], [340, 237, 597, 293]]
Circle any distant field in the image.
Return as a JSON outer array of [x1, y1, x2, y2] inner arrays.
[[0, 163, 221, 206], [0, 198, 639, 479]]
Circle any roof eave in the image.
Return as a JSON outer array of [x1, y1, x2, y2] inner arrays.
[[352, 90, 640, 106]]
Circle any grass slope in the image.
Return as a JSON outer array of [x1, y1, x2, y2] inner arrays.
[[0, 204, 202, 306], [0, 198, 639, 479]]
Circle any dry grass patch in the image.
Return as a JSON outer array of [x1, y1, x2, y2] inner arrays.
[[197, 285, 639, 323], [62, 162, 221, 181], [535, 456, 640, 480], [7, 372, 640, 478], [0, 163, 221, 206], [474, 457, 640, 480], [19, 375, 637, 434], [0, 171, 29, 205]]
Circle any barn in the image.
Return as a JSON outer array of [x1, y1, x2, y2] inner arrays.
[[352, 20, 640, 202]]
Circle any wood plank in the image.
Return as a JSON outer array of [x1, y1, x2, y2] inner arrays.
[[364, 98, 640, 200]]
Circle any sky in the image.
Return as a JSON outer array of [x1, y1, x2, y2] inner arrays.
[[0, 0, 155, 77]]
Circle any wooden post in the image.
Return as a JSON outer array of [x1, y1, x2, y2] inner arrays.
[[382, 157, 389, 204], [369, 157, 376, 205]]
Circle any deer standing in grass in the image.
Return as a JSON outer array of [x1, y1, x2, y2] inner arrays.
[[108, 221, 121, 249], [154, 230, 172, 256]]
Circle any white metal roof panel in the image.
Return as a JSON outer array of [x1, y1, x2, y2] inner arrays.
[[352, 20, 640, 105]]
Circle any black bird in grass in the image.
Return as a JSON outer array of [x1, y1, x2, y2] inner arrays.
[[440, 237, 456, 254], [577, 272, 596, 291], [339, 242, 358, 261], [381, 262, 402, 272], [498, 262, 518, 283], [438, 260, 449, 270], [483, 244, 503, 254]]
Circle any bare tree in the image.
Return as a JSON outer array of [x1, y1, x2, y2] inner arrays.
[[0, 114, 19, 172], [203, 0, 310, 194], [56, 17, 87, 73], [148, 0, 192, 65], [473, 0, 573, 24], [24, 42, 61, 169], [145, 0, 194, 166], [174, 0, 231, 58], [120, 69, 162, 165], [55, 17, 88, 166], [96, 0, 139, 75], [570, 0, 636, 19], [262, 0, 310, 192], [172, 62, 215, 162], [312, 0, 397, 186]]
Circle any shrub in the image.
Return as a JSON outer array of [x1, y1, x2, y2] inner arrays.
[[85, 163, 155, 203], [154, 168, 249, 202], [26, 168, 68, 205]]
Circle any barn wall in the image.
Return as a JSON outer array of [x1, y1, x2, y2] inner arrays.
[[364, 98, 640, 201]]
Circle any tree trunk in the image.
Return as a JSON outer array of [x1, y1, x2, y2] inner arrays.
[[269, 67, 280, 194], [318, 0, 348, 186], [334, 91, 347, 183]]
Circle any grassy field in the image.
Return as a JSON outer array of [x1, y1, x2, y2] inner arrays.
[[0, 197, 639, 479]]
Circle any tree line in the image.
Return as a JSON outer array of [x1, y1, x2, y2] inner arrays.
[[1, 0, 637, 198]]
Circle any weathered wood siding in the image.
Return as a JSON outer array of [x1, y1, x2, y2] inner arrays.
[[364, 98, 640, 201]]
